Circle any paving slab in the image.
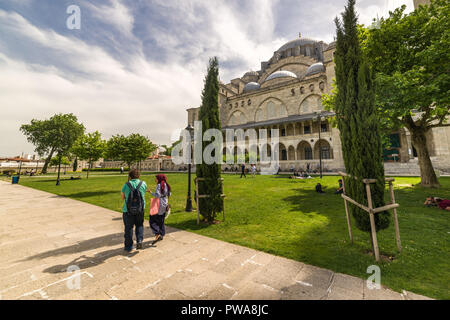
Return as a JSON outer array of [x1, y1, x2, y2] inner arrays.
[[0, 181, 432, 300]]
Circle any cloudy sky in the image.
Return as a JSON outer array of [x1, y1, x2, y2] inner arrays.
[[0, 0, 413, 157]]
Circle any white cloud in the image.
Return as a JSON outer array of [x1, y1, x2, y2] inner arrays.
[[83, 0, 135, 37], [0, 9, 205, 156]]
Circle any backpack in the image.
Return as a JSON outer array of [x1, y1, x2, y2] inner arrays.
[[126, 181, 144, 215]]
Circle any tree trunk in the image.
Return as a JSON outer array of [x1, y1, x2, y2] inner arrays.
[[56, 155, 62, 186], [411, 128, 440, 188], [42, 149, 55, 174]]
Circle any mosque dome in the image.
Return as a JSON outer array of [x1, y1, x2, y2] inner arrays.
[[244, 70, 259, 77], [305, 62, 325, 76], [276, 38, 319, 52], [265, 70, 298, 82], [243, 82, 261, 92]]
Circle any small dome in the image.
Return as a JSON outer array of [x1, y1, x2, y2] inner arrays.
[[277, 38, 319, 52], [243, 82, 261, 92], [265, 70, 297, 82], [244, 70, 259, 77], [305, 62, 325, 76]]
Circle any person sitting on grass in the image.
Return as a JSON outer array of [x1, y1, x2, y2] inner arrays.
[[424, 196, 450, 211], [315, 183, 326, 194], [335, 179, 344, 194]]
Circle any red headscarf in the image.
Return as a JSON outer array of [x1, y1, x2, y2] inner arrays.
[[156, 174, 171, 194]]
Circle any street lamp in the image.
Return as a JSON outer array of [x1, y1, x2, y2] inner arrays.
[[315, 112, 323, 179], [185, 124, 194, 212]]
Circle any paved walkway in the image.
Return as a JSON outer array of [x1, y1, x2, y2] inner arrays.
[[0, 181, 430, 300]]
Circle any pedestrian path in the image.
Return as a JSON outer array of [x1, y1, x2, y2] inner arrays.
[[0, 181, 431, 300]]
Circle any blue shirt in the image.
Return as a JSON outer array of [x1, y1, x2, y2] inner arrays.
[[121, 179, 147, 213]]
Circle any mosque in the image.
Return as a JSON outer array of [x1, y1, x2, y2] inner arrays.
[[186, 32, 449, 174]]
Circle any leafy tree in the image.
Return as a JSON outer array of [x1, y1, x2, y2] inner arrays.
[[50, 156, 71, 175], [365, 0, 449, 188], [161, 140, 181, 156], [20, 114, 85, 176], [106, 133, 156, 169], [50, 156, 71, 167], [196, 57, 223, 223], [334, 0, 390, 236], [72, 131, 106, 179]]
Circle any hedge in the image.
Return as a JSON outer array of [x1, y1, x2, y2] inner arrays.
[[82, 168, 129, 172]]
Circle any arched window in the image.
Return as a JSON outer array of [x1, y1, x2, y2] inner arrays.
[[255, 109, 264, 122], [305, 147, 313, 160], [279, 105, 288, 117], [321, 146, 331, 159], [267, 101, 276, 119]]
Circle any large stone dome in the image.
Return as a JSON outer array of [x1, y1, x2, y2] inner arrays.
[[244, 70, 259, 77], [276, 38, 319, 52], [265, 70, 297, 82]]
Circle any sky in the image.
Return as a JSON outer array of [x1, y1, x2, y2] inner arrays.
[[0, 0, 414, 157]]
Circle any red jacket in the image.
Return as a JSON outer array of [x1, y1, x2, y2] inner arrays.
[[438, 199, 450, 210]]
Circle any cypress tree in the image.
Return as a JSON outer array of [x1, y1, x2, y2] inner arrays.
[[334, 0, 390, 234], [72, 156, 78, 172], [196, 57, 223, 223]]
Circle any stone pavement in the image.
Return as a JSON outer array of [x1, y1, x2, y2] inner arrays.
[[0, 181, 431, 300]]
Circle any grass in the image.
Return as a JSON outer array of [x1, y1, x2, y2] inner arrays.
[[10, 172, 450, 299]]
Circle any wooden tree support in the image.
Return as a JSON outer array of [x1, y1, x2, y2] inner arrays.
[[194, 178, 226, 225], [339, 172, 402, 262]]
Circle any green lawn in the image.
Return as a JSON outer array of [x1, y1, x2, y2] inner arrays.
[[11, 172, 450, 299]]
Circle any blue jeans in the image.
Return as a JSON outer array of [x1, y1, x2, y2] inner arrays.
[[149, 214, 166, 237], [123, 212, 144, 250]]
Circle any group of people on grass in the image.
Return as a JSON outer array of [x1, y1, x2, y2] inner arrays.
[[120, 169, 171, 252], [424, 196, 450, 211], [314, 179, 343, 195]]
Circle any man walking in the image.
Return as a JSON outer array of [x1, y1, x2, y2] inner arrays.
[[240, 163, 246, 178], [121, 169, 147, 252]]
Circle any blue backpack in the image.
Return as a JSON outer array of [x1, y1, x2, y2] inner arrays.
[[126, 181, 144, 215]]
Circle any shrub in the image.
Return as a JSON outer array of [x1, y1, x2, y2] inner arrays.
[[81, 167, 129, 172]]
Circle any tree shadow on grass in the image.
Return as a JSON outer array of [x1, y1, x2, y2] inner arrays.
[[62, 190, 118, 198], [282, 187, 342, 216]]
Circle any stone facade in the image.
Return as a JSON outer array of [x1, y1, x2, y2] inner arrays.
[[186, 35, 450, 174]]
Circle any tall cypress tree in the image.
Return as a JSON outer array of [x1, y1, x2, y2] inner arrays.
[[196, 57, 223, 223], [334, 0, 390, 234]]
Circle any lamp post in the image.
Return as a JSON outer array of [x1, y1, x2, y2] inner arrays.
[[315, 112, 323, 179], [185, 124, 194, 212]]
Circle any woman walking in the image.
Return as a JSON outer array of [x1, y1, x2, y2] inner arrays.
[[148, 174, 171, 241]]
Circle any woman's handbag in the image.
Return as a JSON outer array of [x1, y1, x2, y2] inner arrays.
[[149, 198, 160, 216], [165, 204, 171, 219]]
